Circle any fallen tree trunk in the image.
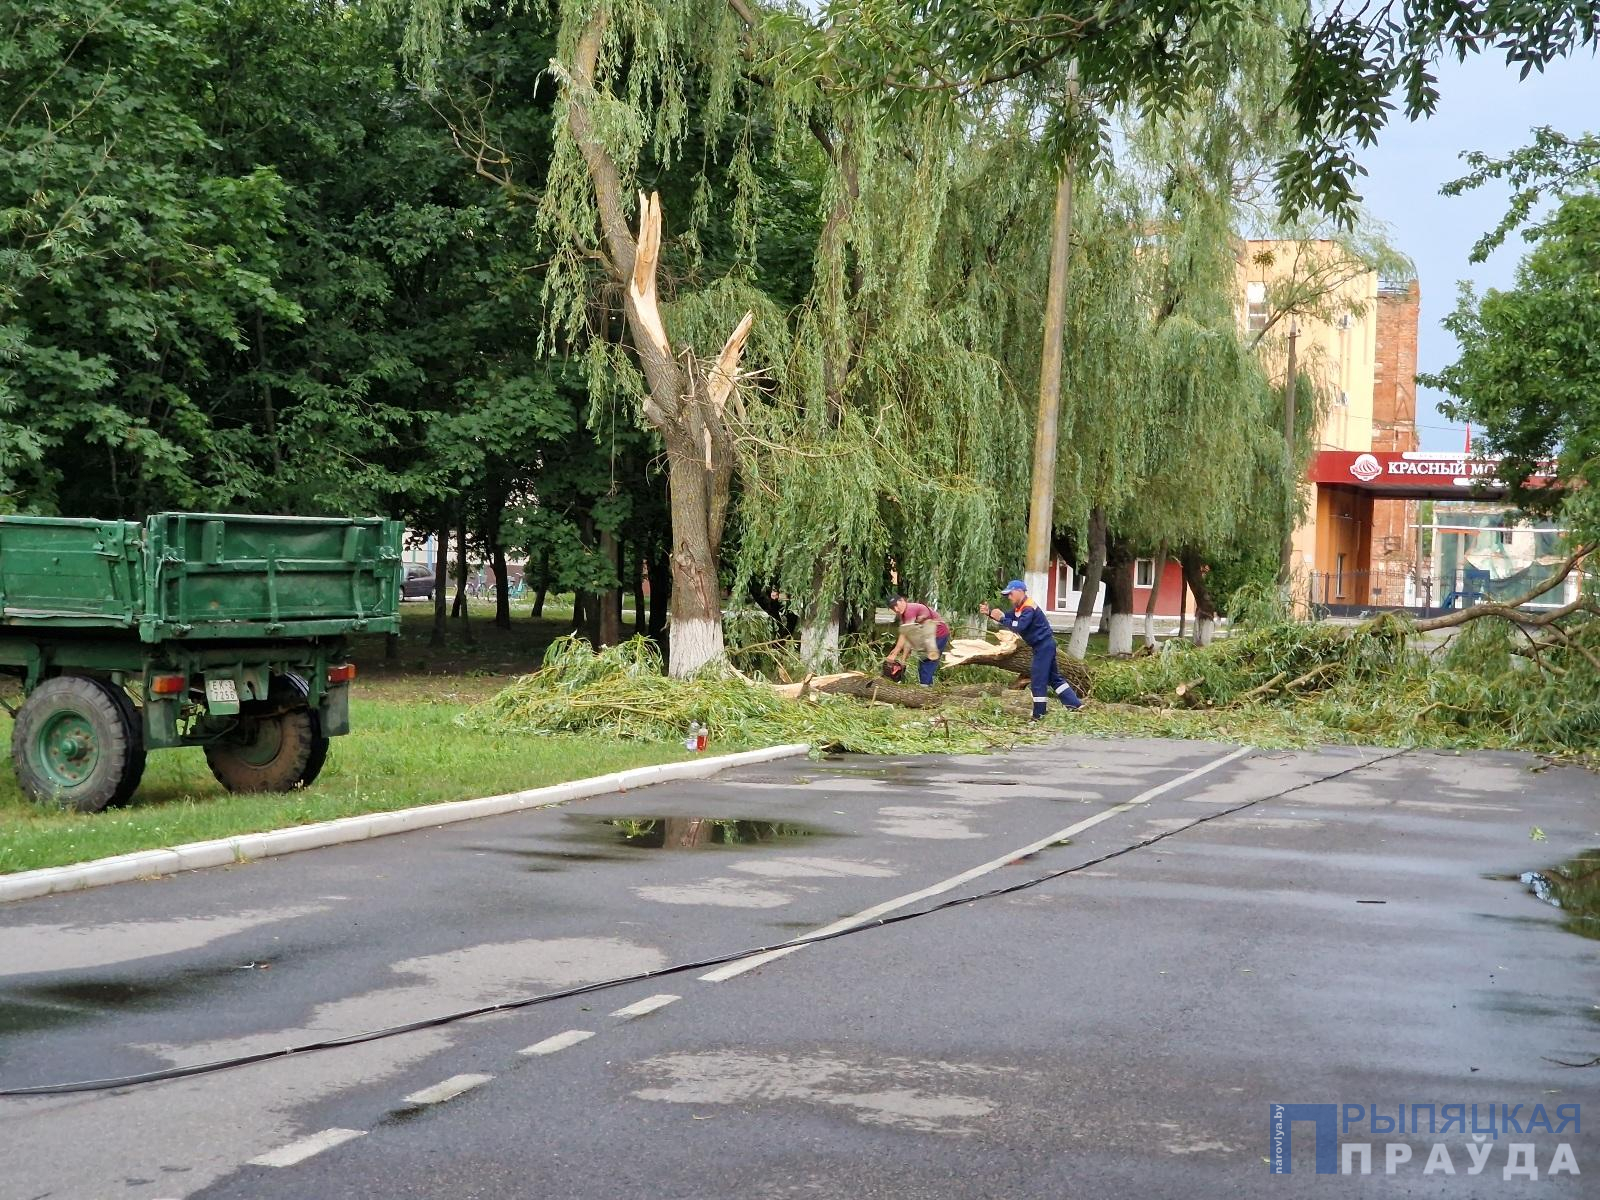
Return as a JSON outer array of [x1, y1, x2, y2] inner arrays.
[[804, 674, 1040, 718], [1412, 542, 1595, 632], [942, 631, 1093, 697], [765, 632, 1092, 716]]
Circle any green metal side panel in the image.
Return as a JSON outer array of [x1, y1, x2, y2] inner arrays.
[[141, 513, 401, 642], [0, 512, 400, 640], [0, 516, 143, 628]]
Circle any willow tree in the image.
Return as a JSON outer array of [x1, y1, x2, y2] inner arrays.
[[727, 100, 1044, 668], [1069, 2, 1406, 652], [402, 0, 781, 676], [1085, 7, 1299, 652]]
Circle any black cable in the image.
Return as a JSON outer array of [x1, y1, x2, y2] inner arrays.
[[0, 746, 1409, 1097]]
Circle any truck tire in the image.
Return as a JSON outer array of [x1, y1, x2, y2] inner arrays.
[[11, 676, 142, 812], [105, 684, 147, 807], [274, 673, 329, 787], [202, 673, 327, 793]]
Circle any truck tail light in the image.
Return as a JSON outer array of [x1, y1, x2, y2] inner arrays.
[[150, 673, 187, 696], [327, 663, 356, 685]]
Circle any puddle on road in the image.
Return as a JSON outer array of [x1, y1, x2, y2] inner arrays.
[[1515, 848, 1600, 941], [465, 818, 842, 871], [377, 1104, 431, 1128], [468, 846, 636, 871], [812, 761, 931, 784], [0, 959, 279, 1037], [578, 817, 838, 852]]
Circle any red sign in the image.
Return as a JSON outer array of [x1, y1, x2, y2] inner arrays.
[[1309, 451, 1553, 495]]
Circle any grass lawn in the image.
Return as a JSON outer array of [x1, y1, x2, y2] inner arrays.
[[0, 599, 1140, 874], [0, 603, 700, 875]]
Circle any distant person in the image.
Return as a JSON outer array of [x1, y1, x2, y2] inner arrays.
[[979, 579, 1082, 719], [886, 595, 949, 686]]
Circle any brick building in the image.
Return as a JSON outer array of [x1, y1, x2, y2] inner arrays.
[[1369, 280, 1422, 596]]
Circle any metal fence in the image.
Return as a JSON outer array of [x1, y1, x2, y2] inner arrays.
[[1306, 567, 1428, 617]]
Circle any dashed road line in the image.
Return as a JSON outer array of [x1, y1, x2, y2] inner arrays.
[[248, 1128, 367, 1168], [700, 744, 1255, 982], [610, 993, 680, 1019], [403, 1073, 494, 1105], [518, 1029, 596, 1056]]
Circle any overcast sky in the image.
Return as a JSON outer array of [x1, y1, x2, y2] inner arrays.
[[1352, 51, 1599, 452]]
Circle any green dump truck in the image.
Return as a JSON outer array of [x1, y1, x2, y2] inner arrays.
[[1, 512, 402, 811]]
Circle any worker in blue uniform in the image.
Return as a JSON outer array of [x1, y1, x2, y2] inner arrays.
[[979, 579, 1083, 720]]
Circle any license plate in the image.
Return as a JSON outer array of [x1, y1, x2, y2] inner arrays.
[[205, 678, 239, 706]]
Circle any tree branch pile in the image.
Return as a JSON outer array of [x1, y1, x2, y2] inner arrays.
[[1090, 546, 1600, 755], [766, 630, 1092, 712], [475, 635, 1038, 755]]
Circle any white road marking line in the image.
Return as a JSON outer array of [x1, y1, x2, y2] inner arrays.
[[519, 1029, 596, 1056], [701, 744, 1255, 982], [248, 1128, 366, 1168], [403, 1073, 494, 1105], [611, 993, 680, 1019]]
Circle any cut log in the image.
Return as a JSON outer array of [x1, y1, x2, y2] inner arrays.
[[771, 672, 858, 701], [941, 631, 1092, 697], [769, 671, 1043, 718]]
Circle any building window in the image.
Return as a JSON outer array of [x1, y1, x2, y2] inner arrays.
[[1135, 558, 1156, 588], [1335, 553, 1347, 599], [1246, 281, 1268, 335], [1054, 559, 1072, 611]]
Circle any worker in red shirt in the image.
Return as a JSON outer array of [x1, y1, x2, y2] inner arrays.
[[979, 579, 1082, 719], [886, 595, 950, 686]]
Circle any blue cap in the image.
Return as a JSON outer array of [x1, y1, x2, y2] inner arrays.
[[1002, 579, 1026, 593]]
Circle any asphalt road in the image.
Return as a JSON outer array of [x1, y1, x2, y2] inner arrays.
[[1, 738, 1596, 1199]]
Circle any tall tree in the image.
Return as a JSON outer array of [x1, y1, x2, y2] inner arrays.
[[0, 0, 297, 514], [800, 1, 1600, 220], [1422, 191, 1600, 549]]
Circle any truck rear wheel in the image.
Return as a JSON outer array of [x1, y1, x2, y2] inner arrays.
[[203, 674, 327, 793], [104, 684, 147, 807], [11, 676, 142, 812], [273, 673, 329, 787]]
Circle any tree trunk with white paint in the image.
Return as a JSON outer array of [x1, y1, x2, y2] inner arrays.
[[799, 604, 843, 671], [562, 13, 752, 679], [1067, 506, 1107, 660], [1104, 547, 1135, 657], [1180, 548, 1218, 647], [798, 556, 843, 671], [1107, 612, 1134, 657], [1143, 543, 1166, 649]]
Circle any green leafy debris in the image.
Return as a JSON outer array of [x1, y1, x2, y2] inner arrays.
[[470, 635, 1047, 755]]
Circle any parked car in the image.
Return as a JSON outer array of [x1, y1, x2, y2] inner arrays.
[[402, 564, 435, 602]]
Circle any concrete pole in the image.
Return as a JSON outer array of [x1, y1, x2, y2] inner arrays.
[[1277, 322, 1300, 587], [1025, 163, 1074, 600], [1024, 65, 1078, 602]]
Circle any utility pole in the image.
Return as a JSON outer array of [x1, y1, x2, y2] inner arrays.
[[1277, 321, 1300, 587], [1024, 64, 1079, 601]]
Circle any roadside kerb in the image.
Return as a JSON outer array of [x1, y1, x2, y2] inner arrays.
[[0, 743, 811, 904]]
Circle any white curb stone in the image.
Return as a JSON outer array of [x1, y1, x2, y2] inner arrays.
[[0, 743, 811, 905]]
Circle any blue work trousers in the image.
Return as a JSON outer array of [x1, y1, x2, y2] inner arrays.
[[917, 632, 952, 686], [1029, 640, 1082, 717]]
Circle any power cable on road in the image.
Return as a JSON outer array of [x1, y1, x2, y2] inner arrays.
[[0, 745, 1409, 1097]]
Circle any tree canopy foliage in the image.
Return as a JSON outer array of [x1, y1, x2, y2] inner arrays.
[[1424, 190, 1600, 547], [3, 0, 1594, 672]]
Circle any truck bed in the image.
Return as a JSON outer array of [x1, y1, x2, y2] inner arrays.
[[0, 513, 401, 641]]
